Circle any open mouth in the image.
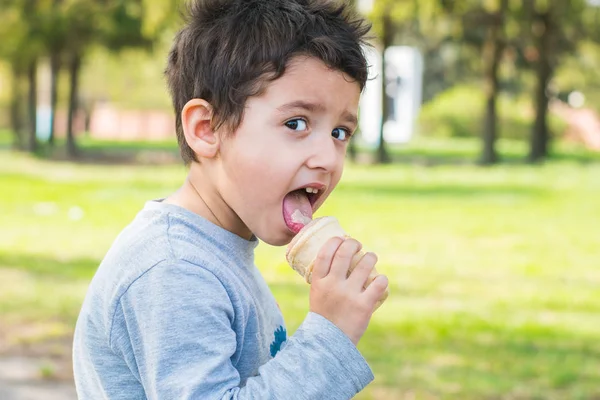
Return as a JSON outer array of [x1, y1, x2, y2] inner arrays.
[[282, 185, 325, 234], [303, 187, 322, 208]]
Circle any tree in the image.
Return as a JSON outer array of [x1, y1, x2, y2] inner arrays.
[[8, 63, 25, 149], [483, 1, 509, 165], [370, 0, 507, 164], [26, 58, 38, 152], [0, 7, 29, 149], [468, 0, 509, 165], [0, 0, 46, 152], [0, 0, 178, 157], [42, 0, 69, 146], [376, 10, 393, 164], [56, 0, 174, 157], [368, 0, 446, 164], [439, 0, 520, 164], [522, 0, 600, 162], [1, 0, 71, 152]]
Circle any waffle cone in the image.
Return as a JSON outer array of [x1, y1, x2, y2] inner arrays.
[[286, 216, 388, 309]]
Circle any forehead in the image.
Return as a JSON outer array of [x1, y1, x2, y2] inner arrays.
[[259, 56, 362, 111]]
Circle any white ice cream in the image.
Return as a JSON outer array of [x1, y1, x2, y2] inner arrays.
[[291, 209, 312, 226]]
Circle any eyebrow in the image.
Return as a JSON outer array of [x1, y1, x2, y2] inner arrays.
[[276, 100, 358, 126]]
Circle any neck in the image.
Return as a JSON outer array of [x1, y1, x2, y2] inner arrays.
[[165, 163, 253, 240]]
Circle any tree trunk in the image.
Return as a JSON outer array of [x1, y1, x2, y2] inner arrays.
[[377, 13, 393, 164], [10, 63, 25, 149], [480, 0, 508, 165], [27, 58, 37, 153], [67, 52, 81, 157], [529, 12, 553, 162], [49, 52, 60, 146]]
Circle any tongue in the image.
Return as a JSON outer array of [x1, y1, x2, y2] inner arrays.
[[283, 190, 313, 234]]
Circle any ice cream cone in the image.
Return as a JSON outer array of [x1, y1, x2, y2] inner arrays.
[[286, 216, 389, 309]]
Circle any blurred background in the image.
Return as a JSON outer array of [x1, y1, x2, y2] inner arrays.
[[1, 0, 599, 399]]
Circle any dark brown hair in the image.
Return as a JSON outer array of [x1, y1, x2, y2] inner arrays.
[[165, 0, 371, 164]]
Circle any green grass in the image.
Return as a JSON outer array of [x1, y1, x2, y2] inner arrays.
[[385, 136, 600, 164], [0, 129, 13, 147], [74, 135, 179, 153], [1, 139, 600, 399]]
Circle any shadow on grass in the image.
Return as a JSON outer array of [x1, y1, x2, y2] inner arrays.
[[0, 252, 99, 280], [269, 279, 600, 396], [35, 147, 181, 166], [337, 182, 547, 199], [549, 150, 600, 164], [362, 318, 600, 396], [0, 260, 597, 397], [0, 133, 179, 166], [387, 151, 600, 167], [356, 139, 600, 166]]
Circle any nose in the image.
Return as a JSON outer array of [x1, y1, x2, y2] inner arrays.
[[305, 133, 340, 172]]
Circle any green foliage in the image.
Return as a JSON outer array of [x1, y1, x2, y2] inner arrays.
[[79, 45, 173, 110], [419, 85, 520, 138], [0, 0, 180, 154], [364, 0, 600, 162], [419, 85, 485, 138], [0, 0, 179, 73], [369, 0, 454, 46], [0, 0, 42, 67], [554, 40, 600, 108], [418, 84, 567, 140], [140, 0, 180, 38]]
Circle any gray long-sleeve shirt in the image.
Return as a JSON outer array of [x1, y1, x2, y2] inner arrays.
[[73, 200, 373, 399]]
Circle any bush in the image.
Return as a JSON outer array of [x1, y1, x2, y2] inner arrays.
[[417, 84, 566, 140]]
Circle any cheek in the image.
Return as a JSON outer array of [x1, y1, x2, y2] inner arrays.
[[329, 169, 343, 195], [224, 146, 286, 201], [328, 158, 345, 192]]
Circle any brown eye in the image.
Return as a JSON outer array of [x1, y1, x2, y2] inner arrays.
[[285, 119, 307, 131], [332, 127, 349, 141]]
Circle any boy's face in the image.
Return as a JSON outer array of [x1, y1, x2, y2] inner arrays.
[[215, 56, 361, 246]]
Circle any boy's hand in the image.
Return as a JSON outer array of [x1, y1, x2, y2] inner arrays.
[[309, 237, 389, 346]]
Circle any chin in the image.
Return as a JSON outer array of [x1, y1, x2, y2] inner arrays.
[[254, 230, 294, 247]]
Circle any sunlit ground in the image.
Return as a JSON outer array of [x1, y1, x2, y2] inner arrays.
[[1, 135, 599, 399]]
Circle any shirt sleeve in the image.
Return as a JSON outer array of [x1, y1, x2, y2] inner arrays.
[[109, 260, 374, 400]]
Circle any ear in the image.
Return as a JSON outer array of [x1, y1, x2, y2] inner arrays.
[[181, 98, 219, 159]]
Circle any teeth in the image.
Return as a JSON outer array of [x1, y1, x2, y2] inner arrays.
[[305, 187, 319, 194]]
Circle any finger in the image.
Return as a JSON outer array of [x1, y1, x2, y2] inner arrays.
[[311, 236, 344, 280], [329, 238, 362, 280], [362, 274, 389, 307], [347, 252, 378, 291]]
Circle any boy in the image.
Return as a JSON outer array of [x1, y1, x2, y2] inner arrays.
[[73, 0, 389, 398]]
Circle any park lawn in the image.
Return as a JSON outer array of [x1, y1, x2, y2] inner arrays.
[[1, 141, 599, 399]]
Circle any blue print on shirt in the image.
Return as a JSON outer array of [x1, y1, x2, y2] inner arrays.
[[270, 326, 287, 357]]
